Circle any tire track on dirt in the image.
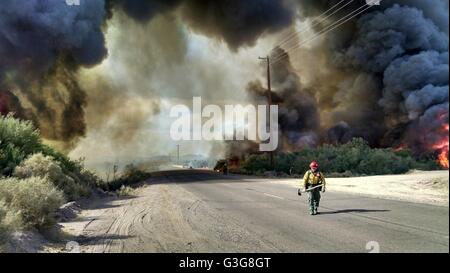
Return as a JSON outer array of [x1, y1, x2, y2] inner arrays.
[[73, 177, 277, 252]]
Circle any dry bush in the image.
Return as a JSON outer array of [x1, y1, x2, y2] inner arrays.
[[0, 177, 64, 231], [13, 153, 89, 200]]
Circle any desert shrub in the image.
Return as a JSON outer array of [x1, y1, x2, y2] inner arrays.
[[116, 185, 134, 197], [241, 154, 272, 173], [102, 164, 152, 191], [0, 200, 21, 247], [239, 138, 439, 176], [0, 115, 99, 181], [0, 115, 101, 243], [0, 199, 23, 249], [0, 177, 65, 230], [0, 202, 10, 249], [0, 115, 87, 176], [13, 153, 90, 201], [39, 145, 78, 174], [0, 114, 42, 176]]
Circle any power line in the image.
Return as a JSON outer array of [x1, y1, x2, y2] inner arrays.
[[271, 2, 369, 63], [275, 0, 350, 46], [273, 0, 350, 52], [270, 3, 372, 66], [274, 0, 354, 50]]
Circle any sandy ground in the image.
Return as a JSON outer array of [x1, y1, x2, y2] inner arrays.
[[59, 181, 276, 253], [271, 170, 449, 206]]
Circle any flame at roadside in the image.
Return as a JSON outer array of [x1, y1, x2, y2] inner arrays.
[[433, 121, 449, 169]]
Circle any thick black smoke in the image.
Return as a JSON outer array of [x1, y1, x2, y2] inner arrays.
[[333, 2, 449, 154], [0, 0, 108, 145], [335, 4, 448, 73], [181, 0, 294, 50], [246, 47, 320, 151], [108, 0, 296, 50], [1, 0, 297, 148], [382, 50, 449, 152], [0, 0, 107, 73], [106, 0, 182, 22], [289, 0, 449, 156], [1, 0, 448, 161]]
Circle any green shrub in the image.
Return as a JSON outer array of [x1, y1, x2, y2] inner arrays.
[[0, 177, 65, 230], [0, 114, 99, 179], [241, 154, 272, 173], [0, 115, 102, 245], [39, 145, 78, 174], [13, 153, 90, 201], [239, 138, 439, 176], [0, 114, 42, 176]]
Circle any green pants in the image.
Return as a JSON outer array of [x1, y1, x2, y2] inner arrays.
[[308, 187, 321, 212]]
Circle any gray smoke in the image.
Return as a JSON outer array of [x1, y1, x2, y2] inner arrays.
[[181, 0, 294, 50], [1, 0, 448, 162], [405, 85, 448, 120], [334, 4, 448, 73], [339, 3, 449, 154], [1, 0, 297, 147], [108, 0, 296, 50], [381, 51, 448, 120], [0, 0, 108, 146], [0, 0, 107, 73], [106, 0, 182, 22], [292, 0, 449, 155], [246, 47, 320, 151]]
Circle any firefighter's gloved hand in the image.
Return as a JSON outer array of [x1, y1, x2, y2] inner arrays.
[[322, 187, 326, 193]]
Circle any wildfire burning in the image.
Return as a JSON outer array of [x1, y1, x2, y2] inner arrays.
[[0, 0, 448, 167], [433, 120, 449, 169], [394, 144, 407, 152]]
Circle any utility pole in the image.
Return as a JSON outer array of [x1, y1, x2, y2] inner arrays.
[[258, 56, 274, 169], [177, 144, 180, 165]]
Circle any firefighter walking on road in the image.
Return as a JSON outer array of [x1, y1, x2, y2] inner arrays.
[[303, 161, 326, 215]]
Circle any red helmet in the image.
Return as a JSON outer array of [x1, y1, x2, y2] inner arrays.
[[309, 161, 319, 168]]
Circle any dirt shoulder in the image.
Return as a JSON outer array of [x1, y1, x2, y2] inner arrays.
[[58, 181, 277, 253], [271, 170, 449, 206]]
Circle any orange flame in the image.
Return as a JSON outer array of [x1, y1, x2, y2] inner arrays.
[[433, 121, 449, 169], [394, 144, 407, 151], [437, 149, 449, 169]]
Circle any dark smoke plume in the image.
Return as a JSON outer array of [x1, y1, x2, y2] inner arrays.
[[0, 0, 107, 146], [1, 0, 297, 149], [287, 0, 449, 157], [334, 4, 448, 73], [106, 0, 182, 22], [181, 0, 294, 50], [107, 0, 296, 50], [246, 47, 320, 152], [1, 0, 448, 165], [334, 3, 449, 155], [231, 0, 448, 167]]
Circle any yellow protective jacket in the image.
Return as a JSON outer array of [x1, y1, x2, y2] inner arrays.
[[303, 170, 326, 188]]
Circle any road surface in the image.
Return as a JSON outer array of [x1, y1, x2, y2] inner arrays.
[[65, 170, 449, 253]]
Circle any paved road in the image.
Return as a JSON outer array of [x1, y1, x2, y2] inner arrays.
[[71, 170, 449, 253]]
